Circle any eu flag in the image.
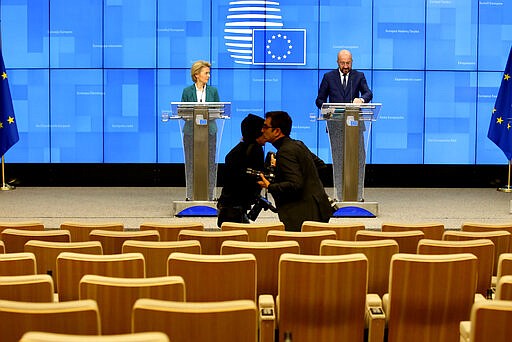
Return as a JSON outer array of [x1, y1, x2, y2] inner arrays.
[[252, 29, 306, 65], [0, 50, 18, 157], [488, 47, 512, 160]]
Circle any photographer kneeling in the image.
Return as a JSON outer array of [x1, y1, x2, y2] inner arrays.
[[217, 114, 266, 227]]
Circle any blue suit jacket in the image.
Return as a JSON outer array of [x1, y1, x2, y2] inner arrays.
[[315, 69, 372, 109]]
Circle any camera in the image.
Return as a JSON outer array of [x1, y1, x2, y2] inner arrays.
[[246, 152, 277, 183], [247, 196, 277, 221]]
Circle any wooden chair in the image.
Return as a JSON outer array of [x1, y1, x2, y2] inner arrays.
[[221, 221, 285, 242], [460, 300, 512, 342], [89, 229, 160, 254], [79, 274, 185, 335], [24, 240, 103, 293], [497, 253, 512, 279], [0, 299, 100, 342], [20, 331, 169, 342], [122, 240, 201, 277], [356, 230, 424, 254], [496, 275, 512, 300], [382, 222, 445, 240], [0, 221, 44, 233], [133, 299, 257, 342], [0, 252, 37, 276], [0, 274, 54, 302], [266, 230, 337, 255], [60, 222, 124, 242], [178, 229, 249, 254], [462, 222, 512, 251], [302, 220, 365, 240], [140, 222, 204, 241], [417, 238, 495, 296], [443, 230, 511, 275], [167, 252, 256, 302], [320, 239, 399, 297], [221, 240, 300, 299], [1, 229, 71, 253], [270, 253, 384, 342], [0, 240, 4, 253], [383, 253, 478, 342], [56, 252, 145, 301]]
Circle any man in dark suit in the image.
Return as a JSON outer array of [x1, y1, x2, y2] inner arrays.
[[258, 111, 332, 231], [315, 49, 373, 201]]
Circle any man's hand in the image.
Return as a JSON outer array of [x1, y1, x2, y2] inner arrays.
[[258, 173, 270, 189], [353, 97, 364, 104]]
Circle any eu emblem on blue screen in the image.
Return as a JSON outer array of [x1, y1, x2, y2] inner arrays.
[[252, 29, 306, 65], [488, 46, 512, 160]]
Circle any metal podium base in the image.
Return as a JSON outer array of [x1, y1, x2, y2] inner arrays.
[[332, 201, 378, 218], [173, 200, 218, 217]]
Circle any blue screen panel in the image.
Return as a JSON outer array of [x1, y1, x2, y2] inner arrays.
[[371, 71, 424, 164], [104, 69, 156, 162], [159, 0, 211, 68], [1, 0, 49, 68], [426, 1, 478, 70], [424, 71, 477, 164], [476, 71, 507, 164], [6, 69, 50, 162], [318, 0, 372, 70], [50, 0, 103, 68], [104, 0, 156, 68], [373, 0, 425, 70], [50, 69, 103, 162], [478, 2, 512, 71]]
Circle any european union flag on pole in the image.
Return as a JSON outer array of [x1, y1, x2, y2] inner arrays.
[[252, 29, 306, 65], [488, 46, 512, 160], [0, 50, 18, 157]]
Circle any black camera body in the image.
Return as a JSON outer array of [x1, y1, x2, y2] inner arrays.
[[247, 196, 278, 221], [246, 151, 277, 183]]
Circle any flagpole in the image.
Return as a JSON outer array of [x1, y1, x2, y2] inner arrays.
[[1, 155, 14, 190], [498, 159, 512, 193]]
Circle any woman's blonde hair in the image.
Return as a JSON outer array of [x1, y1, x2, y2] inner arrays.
[[190, 60, 211, 83]]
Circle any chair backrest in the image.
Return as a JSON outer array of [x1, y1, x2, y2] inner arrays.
[[0, 274, 54, 302], [133, 299, 257, 342], [140, 222, 204, 241], [1, 229, 71, 253], [320, 239, 398, 297], [0, 221, 45, 233], [356, 230, 424, 254], [467, 300, 512, 342], [0, 299, 100, 342], [382, 222, 445, 240], [386, 253, 478, 342], [0, 240, 4, 253], [462, 222, 512, 251], [0, 252, 37, 276], [122, 240, 201, 277], [443, 230, 511, 275], [266, 230, 337, 255], [496, 275, 512, 300], [79, 274, 185, 335], [168, 252, 256, 302], [56, 252, 145, 301], [178, 229, 249, 254], [89, 229, 160, 254], [302, 220, 365, 240], [417, 238, 494, 296], [20, 331, 170, 342], [277, 253, 368, 341], [24, 240, 103, 293], [60, 222, 124, 242], [497, 253, 512, 279], [221, 221, 285, 242], [221, 240, 300, 298]]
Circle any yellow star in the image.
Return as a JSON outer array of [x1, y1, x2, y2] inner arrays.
[[0, 122, 3, 129], [7, 116, 14, 124], [1, 72, 6, 80], [508, 123, 511, 130], [497, 117, 504, 124], [493, 108, 497, 114], [505, 73, 511, 81]]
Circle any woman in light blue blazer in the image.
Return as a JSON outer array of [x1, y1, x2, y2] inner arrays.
[[180, 60, 220, 201]]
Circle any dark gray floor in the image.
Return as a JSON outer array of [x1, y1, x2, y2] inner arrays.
[[1, 187, 511, 230]]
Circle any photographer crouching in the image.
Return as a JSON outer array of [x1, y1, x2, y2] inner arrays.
[[217, 114, 267, 227]]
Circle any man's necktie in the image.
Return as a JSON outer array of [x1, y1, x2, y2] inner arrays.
[[342, 74, 347, 88]]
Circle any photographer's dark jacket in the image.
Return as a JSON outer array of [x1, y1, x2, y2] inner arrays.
[[217, 141, 264, 209], [268, 136, 332, 231]]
